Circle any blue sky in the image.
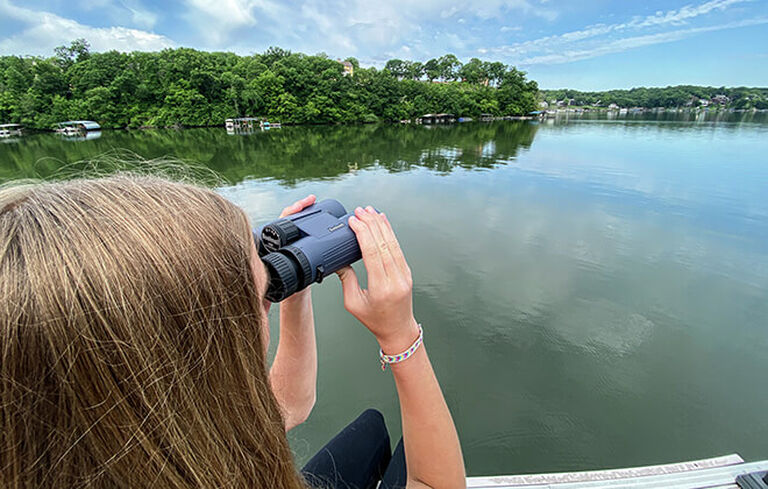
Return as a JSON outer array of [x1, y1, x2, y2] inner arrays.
[[0, 0, 766, 89]]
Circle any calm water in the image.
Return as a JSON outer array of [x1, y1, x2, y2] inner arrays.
[[2, 113, 767, 476]]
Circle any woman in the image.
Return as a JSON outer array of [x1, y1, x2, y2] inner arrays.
[[0, 175, 465, 488]]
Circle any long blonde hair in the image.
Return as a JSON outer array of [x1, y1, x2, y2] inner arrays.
[[0, 175, 306, 488]]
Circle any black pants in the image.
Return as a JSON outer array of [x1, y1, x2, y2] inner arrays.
[[302, 409, 407, 489]]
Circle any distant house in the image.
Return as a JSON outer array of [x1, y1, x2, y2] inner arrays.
[[539, 101, 549, 109], [608, 103, 619, 110], [711, 94, 730, 105], [338, 59, 354, 76], [699, 99, 710, 107]]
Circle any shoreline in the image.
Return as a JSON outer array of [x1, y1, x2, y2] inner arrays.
[[6, 107, 767, 133]]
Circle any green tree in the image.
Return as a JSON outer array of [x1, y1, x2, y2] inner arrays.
[[438, 54, 461, 81], [424, 58, 440, 82], [54, 38, 90, 69], [384, 59, 407, 79]]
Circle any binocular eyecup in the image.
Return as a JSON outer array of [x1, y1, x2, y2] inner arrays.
[[260, 245, 313, 302]]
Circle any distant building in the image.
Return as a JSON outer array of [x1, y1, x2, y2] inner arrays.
[[539, 101, 549, 108], [712, 94, 730, 105], [700, 99, 710, 107], [608, 103, 619, 110], [418, 113, 456, 124], [338, 59, 354, 76]]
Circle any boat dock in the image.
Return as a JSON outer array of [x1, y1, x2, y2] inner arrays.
[[225, 118, 281, 134], [467, 454, 768, 488], [418, 113, 456, 124], [54, 120, 100, 136], [0, 123, 23, 138]]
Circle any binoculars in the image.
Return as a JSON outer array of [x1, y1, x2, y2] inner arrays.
[[255, 199, 364, 302]]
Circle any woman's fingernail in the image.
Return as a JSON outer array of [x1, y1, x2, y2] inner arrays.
[[349, 216, 359, 224], [366, 206, 375, 213]]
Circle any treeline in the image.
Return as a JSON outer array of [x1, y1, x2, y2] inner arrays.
[[541, 85, 768, 109], [0, 40, 539, 129], [384, 55, 507, 85]]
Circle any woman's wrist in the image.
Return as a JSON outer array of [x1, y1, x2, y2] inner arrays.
[[281, 287, 312, 308], [279, 288, 313, 330], [376, 317, 421, 355]]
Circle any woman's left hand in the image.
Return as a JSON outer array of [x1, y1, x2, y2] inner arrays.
[[280, 195, 316, 220]]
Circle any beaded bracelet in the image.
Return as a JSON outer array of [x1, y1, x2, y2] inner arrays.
[[379, 324, 423, 371]]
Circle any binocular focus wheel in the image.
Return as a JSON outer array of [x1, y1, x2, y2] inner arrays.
[[262, 219, 300, 252]]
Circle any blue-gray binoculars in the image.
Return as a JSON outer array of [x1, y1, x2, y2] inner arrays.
[[255, 199, 364, 302]]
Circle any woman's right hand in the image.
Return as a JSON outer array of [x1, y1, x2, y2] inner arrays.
[[336, 206, 420, 351]]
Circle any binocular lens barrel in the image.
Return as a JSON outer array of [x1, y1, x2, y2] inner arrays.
[[261, 252, 299, 302]]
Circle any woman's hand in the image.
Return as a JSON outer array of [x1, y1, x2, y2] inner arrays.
[[336, 206, 420, 352], [279, 195, 316, 219]]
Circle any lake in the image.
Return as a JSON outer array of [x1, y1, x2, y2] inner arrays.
[[1, 112, 767, 476]]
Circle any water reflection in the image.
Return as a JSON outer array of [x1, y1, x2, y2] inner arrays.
[[0, 122, 538, 183], [59, 130, 102, 142]]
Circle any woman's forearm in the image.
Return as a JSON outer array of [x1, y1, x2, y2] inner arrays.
[[379, 323, 466, 489], [337, 207, 466, 488], [269, 290, 317, 431]]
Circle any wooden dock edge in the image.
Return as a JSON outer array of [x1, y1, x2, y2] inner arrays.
[[466, 454, 752, 488]]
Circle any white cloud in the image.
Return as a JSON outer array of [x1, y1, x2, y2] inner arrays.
[[120, 0, 159, 29], [182, 0, 289, 46], [631, 0, 750, 28], [181, 0, 556, 57], [496, 0, 753, 58], [490, 0, 762, 65], [516, 17, 768, 65], [0, 0, 175, 56]]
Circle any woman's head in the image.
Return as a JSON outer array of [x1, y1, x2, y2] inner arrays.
[[0, 175, 304, 488]]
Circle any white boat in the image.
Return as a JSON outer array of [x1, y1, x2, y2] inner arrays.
[[467, 454, 768, 488], [54, 120, 100, 136], [0, 123, 23, 138]]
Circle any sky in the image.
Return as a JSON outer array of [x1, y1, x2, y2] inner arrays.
[[0, 0, 766, 90]]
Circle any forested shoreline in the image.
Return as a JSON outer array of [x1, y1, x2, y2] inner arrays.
[[541, 86, 768, 109], [0, 40, 539, 129]]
